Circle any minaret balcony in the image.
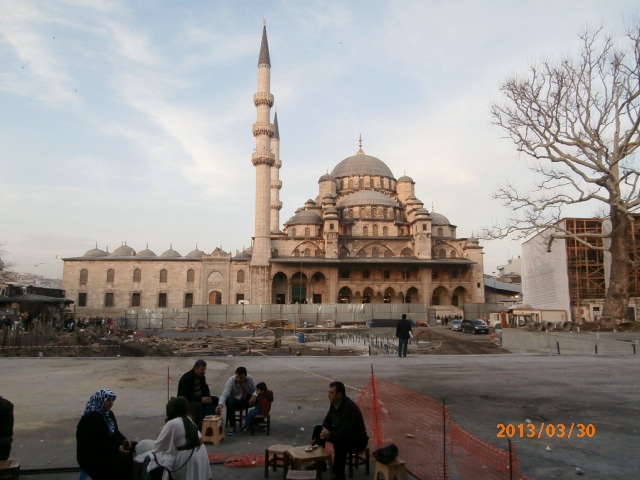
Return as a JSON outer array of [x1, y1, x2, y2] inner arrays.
[[252, 122, 274, 137], [252, 151, 275, 166], [271, 180, 282, 189], [253, 92, 274, 107]]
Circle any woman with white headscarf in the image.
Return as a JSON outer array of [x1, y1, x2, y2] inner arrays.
[[76, 388, 133, 480], [144, 396, 211, 480]]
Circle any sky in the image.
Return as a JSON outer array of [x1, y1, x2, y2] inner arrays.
[[1, 0, 638, 280]]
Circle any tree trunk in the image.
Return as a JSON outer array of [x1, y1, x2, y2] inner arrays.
[[602, 208, 632, 322]]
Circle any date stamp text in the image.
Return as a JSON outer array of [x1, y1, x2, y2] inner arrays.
[[497, 423, 597, 439]]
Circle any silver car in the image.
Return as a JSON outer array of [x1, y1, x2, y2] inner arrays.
[[450, 319, 463, 331]]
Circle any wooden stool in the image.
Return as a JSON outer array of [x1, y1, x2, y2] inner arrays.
[[348, 447, 370, 478], [285, 470, 317, 480], [374, 458, 408, 480], [264, 444, 290, 478], [251, 413, 271, 436], [201, 415, 224, 445], [0, 459, 20, 480]]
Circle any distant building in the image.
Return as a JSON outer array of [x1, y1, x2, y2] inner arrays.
[[496, 257, 521, 284], [522, 216, 640, 322], [62, 26, 485, 317]]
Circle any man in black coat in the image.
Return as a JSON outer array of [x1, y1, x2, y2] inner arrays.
[[177, 359, 217, 428], [395, 313, 413, 357], [312, 381, 368, 480], [0, 395, 13, 460]]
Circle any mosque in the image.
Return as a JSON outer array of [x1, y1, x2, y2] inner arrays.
[[62, 26, 485, 316]]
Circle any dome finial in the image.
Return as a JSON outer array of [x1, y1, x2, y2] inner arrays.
[[357, 134, 365, 155]]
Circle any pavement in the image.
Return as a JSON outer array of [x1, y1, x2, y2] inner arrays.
[[2, 348, 640, 479]]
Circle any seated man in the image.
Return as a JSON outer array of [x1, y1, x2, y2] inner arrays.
[[242, 382, 273, 432], [177, 359, 218, 429], [215, 366, 256, 434], [311, 381, 368, 480]]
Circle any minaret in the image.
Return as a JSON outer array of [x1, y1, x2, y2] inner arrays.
[[270, 112, 283, 232], [251, 24, 275, 268]]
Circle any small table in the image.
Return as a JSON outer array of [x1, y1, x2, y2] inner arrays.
[[286, 445, 332, 470]]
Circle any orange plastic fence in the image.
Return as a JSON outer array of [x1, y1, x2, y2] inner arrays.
[[356, 374, 531, 480]]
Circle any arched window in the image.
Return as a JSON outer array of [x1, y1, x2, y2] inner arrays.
[[305, 227, 310, 237], [237, 270, 245, 283], [359, 178, 364, 188], [106, 269, 115, 283], [133, 268, 141, 283], [383, 226, 388, 236], [79, 269, 88, 285], [437, 227, 444, 237], [160, 269, 168, 283], [363, 226, 368, 236], [373, 224, 378, 236], [304, 248, 311, 257], [187, 269, 195, 283], [372, 247, 379, 257]]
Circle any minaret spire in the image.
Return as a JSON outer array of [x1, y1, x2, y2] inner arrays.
[[250, 23, 275, 296], [270, 111, 283, 233]]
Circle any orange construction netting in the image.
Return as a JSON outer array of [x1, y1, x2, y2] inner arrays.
[[356, 373, 531, 480]]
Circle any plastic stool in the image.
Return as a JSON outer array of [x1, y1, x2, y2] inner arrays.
[[374, 457, 408, 480], [201, 415, 225, 445]]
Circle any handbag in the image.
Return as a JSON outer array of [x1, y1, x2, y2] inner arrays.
[[373, 443, 398, 465]]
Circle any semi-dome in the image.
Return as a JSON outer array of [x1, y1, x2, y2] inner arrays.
[[160, 246, 182, 258], [337, 190, 398, 208], [285, 209, 323, 225], [430, 211, 451, 225], [83, 245, 108, 258], [111, 244, 136, 257], [331, 149, 394, 179]]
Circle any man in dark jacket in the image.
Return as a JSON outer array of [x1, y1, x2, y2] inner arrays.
[[395, 313, 413, 357], [177, 359, 217, 428], [0, 395, 13, 460], [312, 381, 368, 480]]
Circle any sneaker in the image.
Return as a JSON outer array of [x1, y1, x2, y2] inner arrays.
[[227, 427, 235, 435], [241, 426, 249, 432]]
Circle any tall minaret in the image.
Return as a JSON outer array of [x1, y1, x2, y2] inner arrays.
[[270, 112, 283, 232], [251, 24, 275, 269]]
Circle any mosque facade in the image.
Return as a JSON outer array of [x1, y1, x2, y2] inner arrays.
[[62, 27, 485, 316]]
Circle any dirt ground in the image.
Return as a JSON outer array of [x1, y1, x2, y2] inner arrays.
[[0, 325, 505, 357]]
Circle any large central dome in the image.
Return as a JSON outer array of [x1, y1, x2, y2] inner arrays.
[[331, 148, 394, 179]]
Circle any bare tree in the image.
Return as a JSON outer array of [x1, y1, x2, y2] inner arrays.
[[488, 24, 640, 322], [0, 243, 16, 283]]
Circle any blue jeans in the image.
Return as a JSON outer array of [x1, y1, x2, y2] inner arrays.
[[398, 338, 409, 357]]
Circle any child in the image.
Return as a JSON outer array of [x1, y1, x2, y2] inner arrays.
[[243, 382, 273, 431]]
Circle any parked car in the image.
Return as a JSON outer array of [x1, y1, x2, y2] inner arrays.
[[462, 319, 489, 334], [450, 319, 463, 331]]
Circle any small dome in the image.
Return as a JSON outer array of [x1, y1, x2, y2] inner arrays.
[[285, 210, 323, 226], [415, 207, 429, 216], [430, 211, 451, 225], [111, 244, 136, 257], [160, 246, 182, 258], [137, 246, 157, 258], [319, 173, 334, 182], [331, 149, 394, 179], [398, 175, 413, 182], [233, 248, 252, 260], [186, 247, 205, 259], [83, 245, 108, 258], [337, 190, 398, 208]]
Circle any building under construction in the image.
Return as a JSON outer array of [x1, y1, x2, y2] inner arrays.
[[522, 215, 640, 323]]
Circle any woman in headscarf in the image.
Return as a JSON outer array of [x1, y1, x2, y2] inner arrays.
[[76, 388, 133, 480], [145, 396, 211, 480]]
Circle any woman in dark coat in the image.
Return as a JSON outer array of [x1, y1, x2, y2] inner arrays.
[[76, 388, 133, 480]]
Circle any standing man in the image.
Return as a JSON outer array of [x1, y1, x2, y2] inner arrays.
[[177, 359, 217, 429], [0, 395, 13, 460], [312, 381, 368, 480], [215, 366, 256, 434], [396, 313, 413, 357]]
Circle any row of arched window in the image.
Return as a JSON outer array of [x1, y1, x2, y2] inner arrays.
[[80, 268, 196, 285]]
